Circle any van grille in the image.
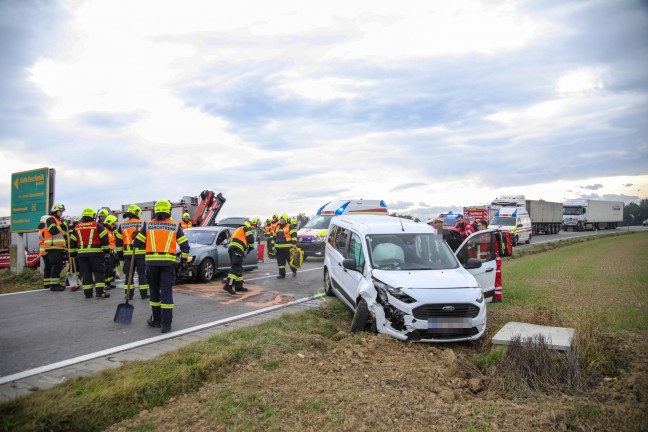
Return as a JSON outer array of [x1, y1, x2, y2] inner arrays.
[[412, 303, 480, 319], [408, 327, 479, 341]]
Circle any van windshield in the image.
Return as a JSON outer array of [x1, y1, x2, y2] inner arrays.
[[367, 234, 458, 270], [303, 215, 333, 230], [490, 216, 516, 226]]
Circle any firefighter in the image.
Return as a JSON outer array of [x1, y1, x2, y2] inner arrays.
[[222, 220, 255, 295], [274, 214, 297, 279], [264, 218, 273, 260], [43, 203, 68, 291], [97, 208, 110, 224], [116, 204, 149, 299], [37, 215, 50, 290], [70, 208, 110, 299], [133, 199, 190, 334], [180, 213, 193, 230], [454, 215, 475, 239], [103, 215, 118, 289], [269, 213, 280, 258]]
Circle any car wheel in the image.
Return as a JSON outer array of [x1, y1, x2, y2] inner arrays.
[[197, 258, 215, 283], [350, 298, 369, 333], [513, 235, 519, 246], [526, 234, 531, 244], [323, 268, 335, 297]]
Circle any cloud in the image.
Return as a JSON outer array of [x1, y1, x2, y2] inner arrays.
[[387, 200, 414, 210], [579, 184, 604, 190], [391, 182, 427, 192], [418, 202, 430, 208], [76, 112, 142, 129], [623, 183, 634, 187]]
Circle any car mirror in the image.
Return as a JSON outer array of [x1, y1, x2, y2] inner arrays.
[[342, 258, 357, 271], [464, 258, 482, 269], [517, 223, 523, 228]]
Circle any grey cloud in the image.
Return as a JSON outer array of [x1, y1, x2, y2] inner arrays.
[[290, 189, 350, 199], [76, 112, 142, 129], [391, 182, 426, 192], [387, 201, 414, 210], [418, 202, 430, 208], [579, 184, 604, 190], [623, 183, 634, 187]]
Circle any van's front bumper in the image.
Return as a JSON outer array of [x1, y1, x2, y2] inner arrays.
[[296, 239, 326, 257]]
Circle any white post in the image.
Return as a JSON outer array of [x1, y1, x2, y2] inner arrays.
[[10, 233, 26, 274]]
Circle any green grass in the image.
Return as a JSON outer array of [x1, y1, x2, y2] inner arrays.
[[0, 268, 44, 294]]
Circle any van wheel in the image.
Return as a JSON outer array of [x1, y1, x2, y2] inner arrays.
[[513, 235, 519, 246], [350, 298, 369, 333], [323, 268, 335, 297]]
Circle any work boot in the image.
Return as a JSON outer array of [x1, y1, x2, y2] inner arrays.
[[148, 306, 161, 328], [85, 291, 93, 299], [147, 316, 161, 328], [223, 284, 236, 295], [96, 289, 110, 299], [292, 271, 297, 277], [50, 284, 66, 292], [161, 326, 172, 334], [140, 290, 149, 300], [235, 284, 248, 292], [276, 274, 285, 279], [161, 309, 172, 334]]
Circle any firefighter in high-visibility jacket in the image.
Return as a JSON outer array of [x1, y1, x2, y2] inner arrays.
[[70, 208, 111, 298], [223, 220, 255, 295], [133, 199, 190, 334], [264, 218, 273, 259], [103, 215, 118, 289], [269, 213, 280, 258], [43, 203, 68, 291], [37, 215, 51, 290], [116, 204, 149, 299], [180, 213, 193, 230], [274, 214, 298, 279]]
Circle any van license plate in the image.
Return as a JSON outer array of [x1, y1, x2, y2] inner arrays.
[[428, 318, 471, 329]]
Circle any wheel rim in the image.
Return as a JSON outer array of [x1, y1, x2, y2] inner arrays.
[[204, 261, 214, 280]]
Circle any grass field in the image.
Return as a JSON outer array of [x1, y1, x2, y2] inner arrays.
[[1, 232, 646, 431]]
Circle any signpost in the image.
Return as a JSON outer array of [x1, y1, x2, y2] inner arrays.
[[10, 168, 55, 273]]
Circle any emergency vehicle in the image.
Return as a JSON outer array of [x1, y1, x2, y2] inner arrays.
[[296, 199, 388, 259], [489, 207, 532, 246]]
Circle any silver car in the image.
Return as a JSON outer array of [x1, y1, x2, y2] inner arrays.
[[180, 226, 259, 282]]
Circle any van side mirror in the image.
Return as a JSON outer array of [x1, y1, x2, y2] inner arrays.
[[517, 223, 523, 228], [342, 258, 357, 271], [464, 258, 482, 269]]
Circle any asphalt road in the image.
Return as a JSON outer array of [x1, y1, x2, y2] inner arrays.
[[1, 225, 645, 379], [0, 258, 327, 378]]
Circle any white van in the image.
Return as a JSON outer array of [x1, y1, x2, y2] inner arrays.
[[323, 215, 498, 342], [297, 199, 388, 259], [489, 206, 532, 246]]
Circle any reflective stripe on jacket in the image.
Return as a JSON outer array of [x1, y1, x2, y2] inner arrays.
[[71, 221, 109, 255], [228, 225, 255, 255], [116, 218, 145, 255], [43, 216, 67, 250], [180, 221, 193, 230], [134, 219, 190, 264], [274, 223, 297, 248]]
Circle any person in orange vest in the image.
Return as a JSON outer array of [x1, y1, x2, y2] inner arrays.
[[70, 208, 111, 299], [180, 213, 193, 230], [37, 215, 51, 290], [116, 204, 149, 299], [269, 213, 280, 258], [223, 220, 255, 295], [133, 199, 190, 333], [274, 214, 298, 279], [263, 218, 273, 259], [43, 203, 68, 291], [103, 215, 118, 289]]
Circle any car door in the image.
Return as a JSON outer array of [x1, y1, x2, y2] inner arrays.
[[454, 230, 496, 300], [329, 227, 358, 308], [216, 229, 230, 271], [337, 231, 366, 309]]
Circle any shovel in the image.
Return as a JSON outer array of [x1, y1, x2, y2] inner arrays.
[[114, 248, 137, 324]]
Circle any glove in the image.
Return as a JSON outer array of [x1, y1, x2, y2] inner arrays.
[[69, 251, 77, 258], [181, 257, 189, 269]]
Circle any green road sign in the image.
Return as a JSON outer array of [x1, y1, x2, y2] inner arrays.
[[11, 167, 51, 233]]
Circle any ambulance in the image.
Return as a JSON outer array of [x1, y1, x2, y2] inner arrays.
[[489, 207, 532, 246], [296, 200, 388, 259]]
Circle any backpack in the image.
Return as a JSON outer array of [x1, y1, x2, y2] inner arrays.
[[495, 230, 512, 257], [444, 229, 464, 252], [289, 247, 304, 269]]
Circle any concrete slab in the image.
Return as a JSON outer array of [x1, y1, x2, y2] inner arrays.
[[491, 322, 575, 351]]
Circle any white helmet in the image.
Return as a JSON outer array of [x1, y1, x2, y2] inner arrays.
[[51, 202, 66, 212], [40, 215, 49, 223]]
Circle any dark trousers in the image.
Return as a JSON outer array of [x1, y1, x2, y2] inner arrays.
[[123, 254, 148, 293], [41, 255, 51, 288], [226, 250, 244, 288], [104, 254, 115, 283], [45, 249, 64, 287], [147, 264, 175, 328], [267, 239, 274, 257], [78, 254, 106, 297], [275, 248, 296, 277]]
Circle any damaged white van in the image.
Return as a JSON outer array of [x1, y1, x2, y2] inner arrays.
[[323, 215, 497, 342]]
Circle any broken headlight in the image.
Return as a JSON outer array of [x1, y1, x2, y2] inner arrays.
[[373, 279, 416, 304]]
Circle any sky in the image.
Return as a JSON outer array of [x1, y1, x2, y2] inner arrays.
[[1, 0, 647, 222]]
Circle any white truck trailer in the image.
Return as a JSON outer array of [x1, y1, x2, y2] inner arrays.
[[562, 199, 623, 231], [491, 195, 563, 235]]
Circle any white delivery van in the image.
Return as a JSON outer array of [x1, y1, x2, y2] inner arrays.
[[489, 207, 532, 246], [296, 200, 388, 259], [323, 215, 498, 343]]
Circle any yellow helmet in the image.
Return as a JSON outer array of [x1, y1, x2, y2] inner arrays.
[[280, 213, 289, 221], [183, 212, 190, 219], [82, 208, 96, 218], [154, 199, 171, 214], [127, 204, 141, 217], [104, 215, 117, 225], [251, 217, 259, 225], [97, 208, 109, 217]]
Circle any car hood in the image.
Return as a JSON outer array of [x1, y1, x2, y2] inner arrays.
[[372, 268, 478, 289], [297, 228, 328, 238], [188, 244, 213, 253]]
